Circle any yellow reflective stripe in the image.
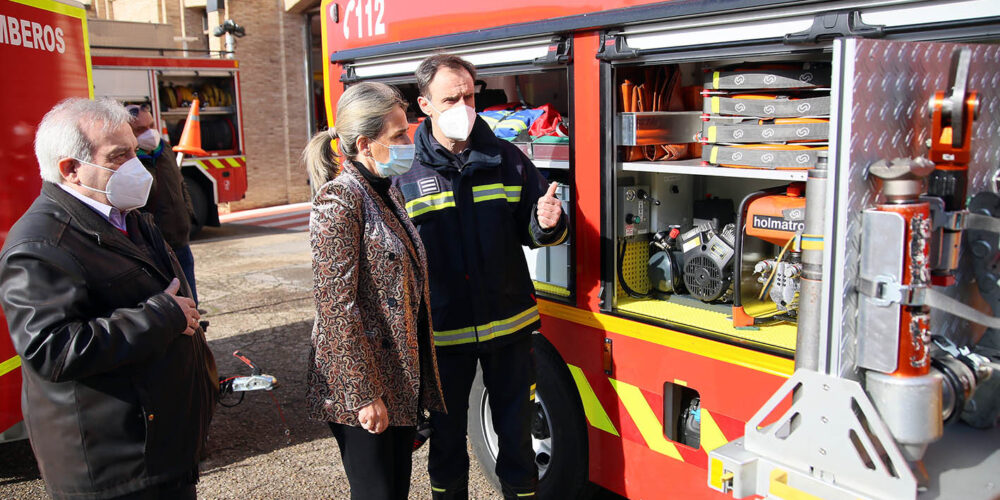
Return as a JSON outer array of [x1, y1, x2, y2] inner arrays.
[[707, 125, 717, 143], [711, 96, 720, 114], [712, 71, 720, 89], [406, 191, 456, 218], [609, 378, 683, 460], [225, 157, 242, 168], [516, 493, 535, 497], [431, 487, 446, 493], [504, 186, 521, 203], [434, 306, 539, 346], [567, 364, 619, 437], [472, 184, 521, 203], [475, 193, 507, 202], [209, 159, 227, 169], [699, 409, 729, 453], [529, 383, 536, 401], [476, 306, 538, 342], [0, 356, 22, 377], [710, 146, 719, 164], [537, 300, 794, 378], [472, 183, 503, 193]]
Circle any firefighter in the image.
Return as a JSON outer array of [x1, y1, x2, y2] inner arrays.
[[393, 54, 568, 499]]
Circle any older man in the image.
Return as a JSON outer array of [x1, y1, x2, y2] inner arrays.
[[127, 104, 199, 304], [0, 98, 217, 499]]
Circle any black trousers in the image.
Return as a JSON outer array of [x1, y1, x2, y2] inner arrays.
[[428, 334, 537, 499], [329, 422, 416, 500]]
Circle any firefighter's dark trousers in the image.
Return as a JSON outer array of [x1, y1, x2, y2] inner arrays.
[[428, 334, 538, 499]]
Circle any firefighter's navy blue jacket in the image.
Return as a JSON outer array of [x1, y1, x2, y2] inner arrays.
[[392, 117, 568, 351]]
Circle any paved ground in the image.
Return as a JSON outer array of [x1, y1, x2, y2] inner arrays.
[[0, 222, 500, 499]]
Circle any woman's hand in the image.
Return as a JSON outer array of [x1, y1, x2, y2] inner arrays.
[[358, 397, 389, 434]]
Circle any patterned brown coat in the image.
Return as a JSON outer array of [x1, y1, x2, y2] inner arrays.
[[306, 162, 445, 426]]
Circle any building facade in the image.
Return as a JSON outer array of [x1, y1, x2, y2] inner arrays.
[[85, 0, 324, 210]]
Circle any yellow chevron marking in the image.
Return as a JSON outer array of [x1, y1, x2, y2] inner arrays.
[[209, 159, 227, 169], [699, 409, 730, 453], [225, 157, 242, 168], [0, 355, 21, 377], [609, 378, 683, 461], [567, 364, 619, 437]]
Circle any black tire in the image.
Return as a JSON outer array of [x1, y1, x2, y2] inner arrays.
[[468, 333, 594, 499], [184, 176, 208, 238]]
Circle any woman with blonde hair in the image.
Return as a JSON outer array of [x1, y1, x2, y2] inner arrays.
[[303, 81, 445, 500]]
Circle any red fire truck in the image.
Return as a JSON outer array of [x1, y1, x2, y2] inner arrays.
[[91, 55, 249, 234], [0, 0, 92, 442], [321, 1, 1000, 498]]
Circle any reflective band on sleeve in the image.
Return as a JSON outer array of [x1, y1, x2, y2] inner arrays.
[[516, 493, 535, 497], [0, 356, 21, 377], [433, 306, 539, 346], [405, 191, 456, 217], [472, 183, 521, 204], [431, 487, 446, 493]]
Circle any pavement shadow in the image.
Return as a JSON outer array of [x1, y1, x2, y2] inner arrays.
[[201, 318, 331, 472], [0, 438, 41, 486], [191, 223, 303, 245]]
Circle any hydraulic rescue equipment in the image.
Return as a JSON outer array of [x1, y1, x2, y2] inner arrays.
[[708, 44, 998, 500], [732, 183, 806, 327]]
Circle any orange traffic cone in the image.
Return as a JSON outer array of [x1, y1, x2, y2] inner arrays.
[[173, 97, 209, 157]]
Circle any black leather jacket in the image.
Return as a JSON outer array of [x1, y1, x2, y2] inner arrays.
[[0, 182, 217, 499]]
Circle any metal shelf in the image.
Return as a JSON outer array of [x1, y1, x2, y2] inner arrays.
[[161, 106, 235, 117], [621, 160, 808, 181], [533, 159, 570, 170]]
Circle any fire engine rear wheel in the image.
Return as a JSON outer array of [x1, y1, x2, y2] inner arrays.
[[184, 176, 208, 238], [468, 333, 593, 499]]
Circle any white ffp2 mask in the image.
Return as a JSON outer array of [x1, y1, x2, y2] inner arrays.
[[74, 157, 153, 211], [428, 101, 477, 141]]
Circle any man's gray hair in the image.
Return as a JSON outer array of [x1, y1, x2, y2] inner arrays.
[[34, 97, 131, 183]]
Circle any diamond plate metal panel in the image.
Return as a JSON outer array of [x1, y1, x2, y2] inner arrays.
[[834, 39, 1000, 378]]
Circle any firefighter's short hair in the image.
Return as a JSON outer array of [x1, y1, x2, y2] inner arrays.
[[415, 53, 477, 98]]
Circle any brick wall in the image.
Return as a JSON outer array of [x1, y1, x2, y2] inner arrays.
[[90, 0, 314, 209], [227, 0, 312, 209]]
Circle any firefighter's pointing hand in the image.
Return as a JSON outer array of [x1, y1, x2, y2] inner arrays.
[[537, 181, 562, 230]]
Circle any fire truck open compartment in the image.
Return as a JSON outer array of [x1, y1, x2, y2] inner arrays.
[[609, 54, 832, 355], [347, 58, 576, 301], [157, 71, 241, 156]]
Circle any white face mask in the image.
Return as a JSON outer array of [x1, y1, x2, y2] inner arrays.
[[136, 129, 161, 151], [427, 100, 476, 141], [74, 157, 153, 211]]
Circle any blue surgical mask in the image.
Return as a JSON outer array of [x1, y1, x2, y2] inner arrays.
[[371, 140, 415, 177]]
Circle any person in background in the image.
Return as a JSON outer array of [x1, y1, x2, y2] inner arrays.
[[392, 53, 568, 499], [303, 81, 445, 500], [0, 97, 216, 499], [127, 103, 200, 304]]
